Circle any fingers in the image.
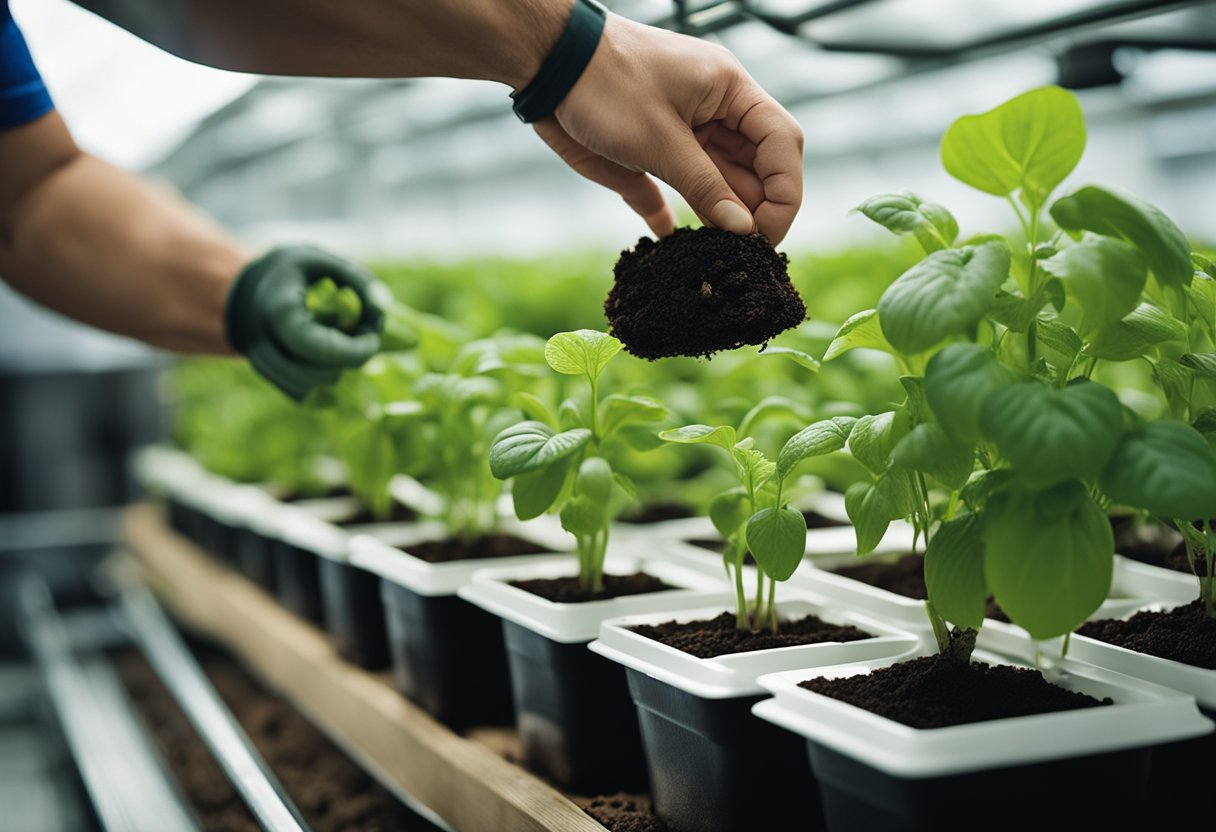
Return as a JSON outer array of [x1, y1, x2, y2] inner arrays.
[[730, 91, 804, 244], [653, 123, 756, 236]]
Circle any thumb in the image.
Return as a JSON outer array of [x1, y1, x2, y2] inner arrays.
[[657, 127, 755, 235]]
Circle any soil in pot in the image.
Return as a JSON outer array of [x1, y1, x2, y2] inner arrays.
[[279, 485, 353, 503], [832, 552, 925, 598], [605, 227, 806, 360], [1077, 599, 1216, 669], [510, 572, 672, 603], [1110, 516, 1195, 573], [335, 502, 417, 526], [800, 652, 1111, 729], [401, 533, 552, 563], [618, 503, 697, 525], [580, 793, 669, 832], [630, 610, 870, 659]]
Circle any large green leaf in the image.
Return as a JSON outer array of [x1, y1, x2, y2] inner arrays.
[[759, 346, 821, 373], [845, 480, 897, 555], [822, 310, 894, 361], [891, 423, 975, 490], [924, 344, 1017, 443], [853, 191, 959, 253], [746, 506, 808, 581], [924, 514, 987, 630], [1050, 186, 1192, 287], [489, 421, 591, 478], [980, 381, 1122, 487], [1101, 421, 1216, 520], [544, 330, 623, 379], [940, 86, 1085, 209], [709, 487, 750, 538], [777, 417, 858, 482], [658, 424, 737, 452], [512, 457, 572, 520], [847, 411, 908, 475], [1083, 303, 1187, 361], [983, 482, 1113, 640], [1039, 237, 1147, 336], [878, 243, 1010, 353]]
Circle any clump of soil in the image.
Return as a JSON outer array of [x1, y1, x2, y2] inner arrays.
[[800, 653, 1111, 729], [402, 533, 553, 563], [605, 227, 806, 359], [631, 611, 870, 659], [618, 502, 697, 524], [832, 553, 926, 599], [580, 793, 669, 832], [1077, 599, 1216, 669], [510, 572, 672, 603]]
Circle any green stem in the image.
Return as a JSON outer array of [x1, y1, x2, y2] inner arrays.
[[766, 577, 778, 634], [589, 375, 601, 441], [732, 540, 749, 631], [753, 566, 764, 629]]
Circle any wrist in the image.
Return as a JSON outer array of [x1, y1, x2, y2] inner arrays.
[[494, 0, 577, 90]]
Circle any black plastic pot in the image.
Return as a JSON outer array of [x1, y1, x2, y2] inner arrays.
[[233, 526, 276, 592], [271, 539, 324, 625], [626, 670, 821, 832], [381, 581, 515, 729], [318, 558, 389, 670], [1145, 707, 1215, 827], [805, 739, 1150, 831], [502, 621, 648, 793]]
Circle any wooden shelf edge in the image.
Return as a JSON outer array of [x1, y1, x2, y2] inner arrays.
[[122, 503, 606, 832]]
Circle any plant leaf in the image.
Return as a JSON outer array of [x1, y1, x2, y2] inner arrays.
[[853, 191, 959, 252], [822, 309, 895, 361], [601, 394, 667, 436], [747, 506, 808, 581], [512, 457, 572, 520], [1035, 316, 1083, 367], [845, 480, 896, 555], [1050, 186, 1192, 287], [1180, 353, 1216, 380], [1039, 237, 1147, 336], [544, 330, 623, 379], [891, 423, 975, 490], [924, 514, 987, 630], [659, 424, 737, 452], [489, 421, 591, 478], [878, 243, 1010, 353], [847, 411, 908, 475], [509, 391, 557, 427], [777, 416, 858, 482], [983, 482, 1113, 640], [1101, 421, 1216, 520], [1083, 303, 1187, 361], [709, 487, 750, 538], [940, 86, 1085, 209], [980, 380, 1122, 487], [924, 344, 1017, 443]]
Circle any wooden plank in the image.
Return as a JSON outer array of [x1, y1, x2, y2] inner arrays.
[[122, 504, 606, 832]]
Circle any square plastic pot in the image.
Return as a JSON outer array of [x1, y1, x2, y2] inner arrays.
[[753, 650, 1213, 832], [589, 594, 920, 832], [349, 519, 572, 729], [458, 552, 724, 793]]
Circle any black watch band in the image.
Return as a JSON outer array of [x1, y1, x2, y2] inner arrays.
[[510, 0, 607, 124]]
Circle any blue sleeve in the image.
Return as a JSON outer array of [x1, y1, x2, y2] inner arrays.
[[1, 1, 53, 131]]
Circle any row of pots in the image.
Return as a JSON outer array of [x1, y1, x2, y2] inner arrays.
[[137, 447, 1215, 832]]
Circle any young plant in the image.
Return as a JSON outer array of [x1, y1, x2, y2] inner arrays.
[[489, 330, 667, 593], [825, 85, 1216, 660]]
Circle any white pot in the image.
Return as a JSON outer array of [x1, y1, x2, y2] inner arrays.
[[790, 551, 933, 630]]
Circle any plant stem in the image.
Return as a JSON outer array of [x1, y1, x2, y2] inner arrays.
[[766, 577, 778, 634], [753, 566, 764, 630], [732, 540, 749, 631], [589, 375, 600, 441]]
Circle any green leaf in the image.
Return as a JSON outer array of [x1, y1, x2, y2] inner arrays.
[[924, 344, 1017, 443], [759, 346, 821, 373], [1039, 237, 1147, 336], [489, 422, 592, 478], [1193, 409, 1216, 440], [989, 285, 1056, 333], [746, 506, 808, 581], [983, 482, 1113, 640], [1083, 303, 1187, 361], [1035, 316, 1083, 366], [940, 86, 1085, 209], [891, 423, 975, 490], [1050, 186, 1192, 287], [1187, 275, 1216, 332], [777, 417, 858, 482], [659, 424, 737, 452], [900, 377, 931, 424], [734, 448, 777, 493], [737, 396, 809, 439], [847, 411, 908, 475], [980, 381, 1122, 487], [1180, 353, 1216, 380], [1101, 421, 1216, 520], [960, 469, 1017, 511], [924, 514, 987, 630], [878, 243, 1010, 353], [544, 330, 623, 379], [509, 391, 557, 427], [709, 487, 750, 538], [512, 457, 572, 520], [613, 472, 638, 501], [845, 481, 896, 555], [601, 394, 666, 436], [875, 466, 917, 518], [560, 457, 614, 536], [822, 310, 894, 361], [853, 191, 959, 252]]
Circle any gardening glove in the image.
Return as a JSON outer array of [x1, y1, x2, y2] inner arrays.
[[224, 245, 391, 400]]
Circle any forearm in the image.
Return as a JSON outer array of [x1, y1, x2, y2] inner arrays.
[[0, 117, 247, 354]]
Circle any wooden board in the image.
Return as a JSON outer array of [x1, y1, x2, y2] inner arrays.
[[122, 504, 607, 832]]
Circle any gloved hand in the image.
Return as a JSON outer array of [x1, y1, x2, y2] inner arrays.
[[224, 245, 391, 400]]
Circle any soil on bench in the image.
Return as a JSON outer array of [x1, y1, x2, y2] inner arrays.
[[580, 793, 670, 832], [402, 533, 554, 563], [605, 227, 806, 360], [630, 610, 871, 659], [1077, 599, 1216, 670], [832, 552, 926, 599], [510, 572, 673, 604]]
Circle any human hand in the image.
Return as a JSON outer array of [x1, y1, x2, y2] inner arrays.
[[534, 13, 803, 244], [225, 245, 391, 399]]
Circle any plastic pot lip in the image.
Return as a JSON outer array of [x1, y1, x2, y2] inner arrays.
[[788, 554, 932, 629], [349, 517, 576, 597], [751, 648, 1214, 779], [1110, 554, 1202, 601], [457, 548, 727, 644], [588, 592, 923, 700]]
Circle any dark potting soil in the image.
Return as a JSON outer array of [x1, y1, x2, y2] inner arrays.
[[510, 572, 673, 603], [803, 509, 848, 529], [605, 227, 807, 360], [336, 502, 418, 526], [402, 533, 553, 564], [116, 647, 399, 831], [832, 552, 926, 599], [1077, 599, 1216, 670], [1111, 517, 1195, 574], [630, 610, 871, 659], [618, 502, 697, 524], [279, 485, 353, 503], [580, 793, 669, 832], [799, 653, 1111, 729]]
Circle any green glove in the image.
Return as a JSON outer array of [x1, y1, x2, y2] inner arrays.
[[225, 245, 392, 400]]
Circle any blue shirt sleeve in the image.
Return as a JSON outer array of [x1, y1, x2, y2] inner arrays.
[[1, 0, 53, 131]]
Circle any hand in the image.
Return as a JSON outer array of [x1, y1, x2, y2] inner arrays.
[[225, 245, 391, 399], [534, 14, 804, 244]]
